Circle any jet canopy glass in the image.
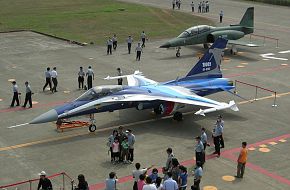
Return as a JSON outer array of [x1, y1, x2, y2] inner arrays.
[[76, 85, 123, 101], [177, 25, 214, 38]]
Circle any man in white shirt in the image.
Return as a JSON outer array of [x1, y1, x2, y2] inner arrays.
[[135, 43, 143, 61], [132, 163, 153, 190], [127, 35, 133, 54], [143, 177, 157, 190], [107, 37, 113, 55], [22, 81, 33, 108], [42, 67, 52, 92], [163, 172, 178, 190], [10, 81, 20, 107], [86, 66, 94, 89], [51, 67, 58, 92], [140, 31, 146, 48]]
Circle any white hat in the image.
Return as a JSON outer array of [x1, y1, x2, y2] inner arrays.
[[38, 171, 47, 176]]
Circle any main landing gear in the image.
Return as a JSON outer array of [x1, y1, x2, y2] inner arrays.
[[173, 112, 183, 121], [176, 47, 181, 57]]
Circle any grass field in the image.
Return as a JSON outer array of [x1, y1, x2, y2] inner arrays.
[[245, 0, 290, 6], [0, 0, 212, 44]]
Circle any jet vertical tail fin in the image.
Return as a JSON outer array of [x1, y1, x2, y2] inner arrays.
[[185, 38, 227, 79], [239, 7, 254, 34]]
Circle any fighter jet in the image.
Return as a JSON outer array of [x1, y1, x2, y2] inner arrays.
[[160, 7, 259, 57], [31, 38, 239, 132]]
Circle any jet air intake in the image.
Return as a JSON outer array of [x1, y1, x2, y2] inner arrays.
[[207, 30, 245, 43]]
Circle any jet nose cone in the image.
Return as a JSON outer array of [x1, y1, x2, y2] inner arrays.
[[30, 109, 58, 124], [159, 42, 171, 48]]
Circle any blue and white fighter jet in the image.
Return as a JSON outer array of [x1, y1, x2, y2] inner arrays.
[[31, 38, 238, 132]]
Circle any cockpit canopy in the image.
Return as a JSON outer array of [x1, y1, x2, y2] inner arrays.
[[177, 25, 214, 38], [76, 85, 123, 101]]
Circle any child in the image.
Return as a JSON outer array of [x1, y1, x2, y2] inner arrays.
[[155, 177, 163, 190], [105, 172, 118, 190], [121, 137, 129, 163], [137, 174, 146, 190], [178, 165, 188, 190], [112, 138, 120, 164], [149, 168, 159, 183]]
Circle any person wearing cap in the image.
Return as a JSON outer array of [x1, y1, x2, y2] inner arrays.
[[135, 42, 143, 61], [78, 67, 85, 89], [212, 124, 222, 157], [37, 171, 53, 190], [116, 68, 123, 85], [86, 66, 94, 90], [192, 161, 203, 190], [22, 81, 33, 108], [42, 67, 52, 92], [10, 81, 20, 107], [216, 115, 225, 148], [112, 34, 118, 50], [51, 67, 58, 93], [126, 35, 133, 54], [195, 136, 204, 167], [126, 129, 135, 163]]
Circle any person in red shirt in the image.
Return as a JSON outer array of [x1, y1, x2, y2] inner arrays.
[[236, 142, 248, 178]]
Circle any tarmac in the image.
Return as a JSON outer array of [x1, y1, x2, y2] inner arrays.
[[0, 0, 290, 189]]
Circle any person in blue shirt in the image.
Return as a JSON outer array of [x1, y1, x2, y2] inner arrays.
[[178, 165, 188, 190], [105, 172, 118, 190], [192, 162, 203, 190], [149, 168, 159, 183]]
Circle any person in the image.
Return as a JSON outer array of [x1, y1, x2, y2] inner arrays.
[[164, 148, 174, 172], [143, 177, 157, 190], [205, 1, 209, 12], [191, 162, 202, 190], [127, 129, 135, 163], [37, 171, 53, 190], [76, 174, 89, 190], [117, 126, 127, 162], [112, 138, 120, 164], [201, 1, 205, 13], [10, 81, 20, 107], [172, 0, 175, 10], [107, 37, 113, 55], [212, 124, 221, 157], [163, 172, 178, 190], [200, 128, 208, 150], [149, 168, 159, 183], [177, 0, 181, 9], [132, 163, 153, 190], [117, 68, 123, 85], [195, 136, 204, 167], [178, 166, 188, 190], [51, 67, 58, 92], [105, 172, 118, 190], [198, 2, 201, 13], [112, 34, 118, 50], [43, 67, 52, 92], [140, 31, 146, 48], [78, 67, 85, 89], [190, 2, 194, 12], [171, 158, 180, 182], [236, 142, 248, 178], [121, 137, 129, 163], [135, 42, 143, 61], [137, 174, 146, 190], [155, 177, 164, 190], [127, 35, 133, 54], [219, 10, 223, 23], [22, 81, 32, 108], [86, 66, 94, 90], [216, 115, 225, 148], [108, 130, 118, 162]]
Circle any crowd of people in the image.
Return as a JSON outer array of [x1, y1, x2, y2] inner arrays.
[[171, 0, 210, 13]]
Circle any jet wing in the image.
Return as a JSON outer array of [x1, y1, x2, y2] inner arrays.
[[228, 40, 261, 47], [104, 70, 158, 86]]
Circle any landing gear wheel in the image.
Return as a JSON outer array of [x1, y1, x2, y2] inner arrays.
[[154, 107, 162, 115], [176, 52, 180, 57], [89, 124, 96, 132], [173, 112, 183, 121], [176, 47, 181, 57]]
